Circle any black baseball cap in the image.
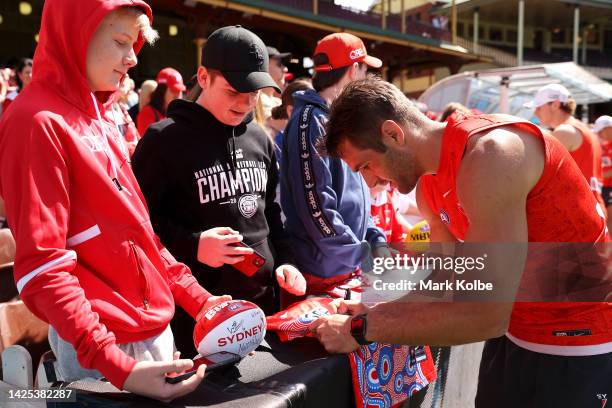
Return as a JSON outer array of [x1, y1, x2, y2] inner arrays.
[[202, 26, 281, 93], [266, 46, 291, 60]]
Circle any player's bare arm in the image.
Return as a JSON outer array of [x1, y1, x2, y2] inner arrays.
[[312, 126, 546, 352], [552, 123, 582, 151]]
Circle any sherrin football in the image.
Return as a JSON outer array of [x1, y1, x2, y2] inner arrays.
[[193, 300, 266, 357]]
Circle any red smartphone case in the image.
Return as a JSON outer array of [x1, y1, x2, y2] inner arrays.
[[231, 242, 266, 277]]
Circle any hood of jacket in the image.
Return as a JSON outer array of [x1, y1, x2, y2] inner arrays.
[[166, 99, 254, 136], [166, 99, 255, 172], [32, 0, 152, 118], [292, 88, 328, 113]]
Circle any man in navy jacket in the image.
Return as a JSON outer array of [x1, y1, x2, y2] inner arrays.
[[280, 33, 388, 293]]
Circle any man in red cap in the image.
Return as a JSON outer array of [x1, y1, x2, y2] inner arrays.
[[136, 67, 186, 134], [280, 33, 390, 302]]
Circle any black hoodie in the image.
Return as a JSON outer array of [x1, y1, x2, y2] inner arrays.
[[132, 99, 293, 315]]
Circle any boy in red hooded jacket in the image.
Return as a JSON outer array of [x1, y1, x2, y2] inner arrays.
[[0, 0, 228, 401]]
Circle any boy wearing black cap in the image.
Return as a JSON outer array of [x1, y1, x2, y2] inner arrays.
[[132, 26, 305, 356]]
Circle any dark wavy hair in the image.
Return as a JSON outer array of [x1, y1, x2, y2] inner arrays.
[[324, 77, 425, 157], [271, 79, 313, 120], [148, 83, 168, 115], [15, 58, 32, 90]]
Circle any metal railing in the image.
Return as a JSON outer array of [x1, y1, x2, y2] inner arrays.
[[249, 0, 612, 75], [265, 0, 524, 65], [455, 37, 518, 66], [269, 0, 452, 41]]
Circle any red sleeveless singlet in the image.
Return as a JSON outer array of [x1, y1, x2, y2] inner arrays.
[[419, 114, 611, 355]]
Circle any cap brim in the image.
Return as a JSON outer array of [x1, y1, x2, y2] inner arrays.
[[593, 124, 612, 133], [523, 101, 535, 109], [223, 71, 281, 94], [273, 52, 292, 59], [170, 84, 187, 93], [364, 55, 383, 69]]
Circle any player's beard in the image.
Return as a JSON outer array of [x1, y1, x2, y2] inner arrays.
[[386, 146, 420, 194]]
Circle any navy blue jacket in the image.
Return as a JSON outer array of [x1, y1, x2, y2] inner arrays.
[[280, 89, 386, 279]]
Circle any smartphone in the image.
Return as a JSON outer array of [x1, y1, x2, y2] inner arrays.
[[165, 351, 241, 383], [231, 241, 266, 277]]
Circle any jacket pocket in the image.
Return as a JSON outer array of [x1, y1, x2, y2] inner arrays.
[[128, 241, 151, 310]]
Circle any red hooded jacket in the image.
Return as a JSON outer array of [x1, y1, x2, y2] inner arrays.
[[0, 0, 211, 388]]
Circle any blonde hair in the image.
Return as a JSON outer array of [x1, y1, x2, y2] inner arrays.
[[254, 94, 267, 129], [559, 98, 577, 115], [139, 79, 158, 109], [113, 7, 159, 45]]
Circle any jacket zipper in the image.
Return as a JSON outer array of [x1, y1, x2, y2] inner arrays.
[[129, 241, 150, 310]]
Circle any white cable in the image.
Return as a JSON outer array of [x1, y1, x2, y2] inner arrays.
[[109, 104, 130, 160], [90, 93, 132, 195]]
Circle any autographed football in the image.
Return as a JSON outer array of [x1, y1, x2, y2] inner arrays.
[[193, 300, 266, 357]]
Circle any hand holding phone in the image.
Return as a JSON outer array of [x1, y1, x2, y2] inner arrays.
[[197, 227, 253, 268], [230, 241, 266, 277], [165, 352, 241, 384]]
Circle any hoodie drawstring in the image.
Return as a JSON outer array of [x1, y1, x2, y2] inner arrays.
[[229, 127, 238, 176], [109, 105, 130, 161], [90, 93, 130, 194]]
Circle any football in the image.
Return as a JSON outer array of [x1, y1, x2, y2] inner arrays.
[[193, 300, 266, 357]]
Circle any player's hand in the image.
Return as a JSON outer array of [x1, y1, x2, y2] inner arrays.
[[196, 295, 232, 321], [330, 299, 370, 315], [309, 314, 360, 354], [197, 227, 253, 267], [123, 359, 206, 402], [275, 264, 307, 296]]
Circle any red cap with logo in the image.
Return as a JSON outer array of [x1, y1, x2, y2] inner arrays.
[[313, 33, 382, 72], [156, 67, 186, 93]]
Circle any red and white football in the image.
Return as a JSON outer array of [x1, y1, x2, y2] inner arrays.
[[193, 300, 266, 357]]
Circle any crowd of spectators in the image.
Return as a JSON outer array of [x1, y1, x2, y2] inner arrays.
[[0, 2, 610, 404]]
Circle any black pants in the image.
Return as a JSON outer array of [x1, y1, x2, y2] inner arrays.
[[171, 307, 199, 359], [476, 336, 612, 408]]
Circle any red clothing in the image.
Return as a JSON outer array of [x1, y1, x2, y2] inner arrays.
[[371, 189, 404, 242], [136, 104, 165, 135], [420, 114, 611, 354], [601, 140, 612, 188], [566, 117, 606, 208], [1, 90, 18, 114], [0, 0, 211, 388]]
